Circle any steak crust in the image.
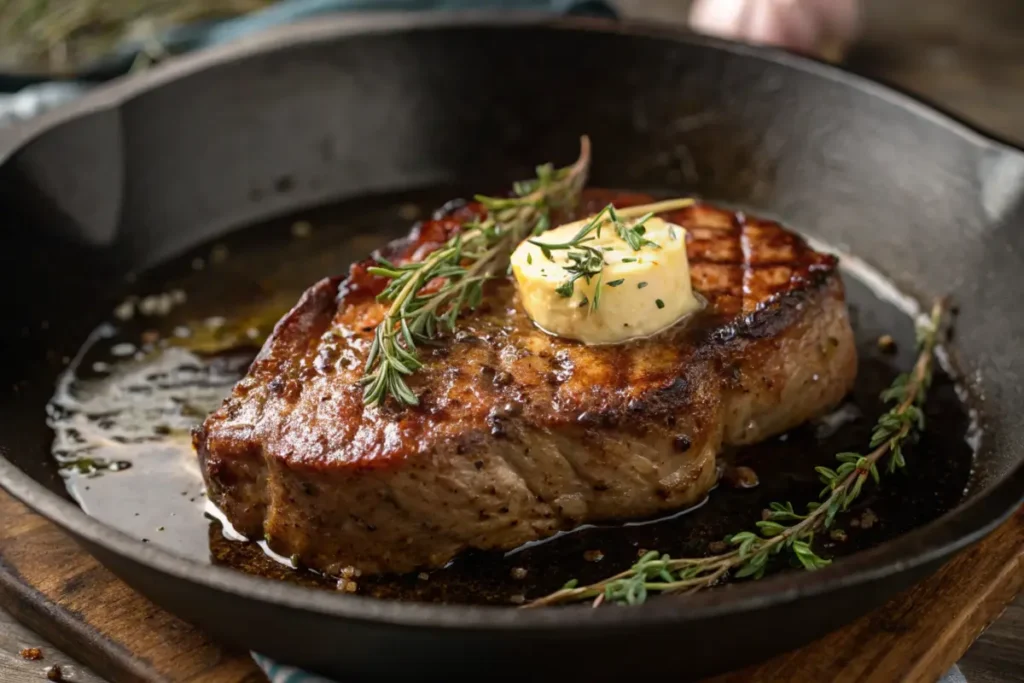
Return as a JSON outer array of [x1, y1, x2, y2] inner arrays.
[[194, 190, 857, 576]]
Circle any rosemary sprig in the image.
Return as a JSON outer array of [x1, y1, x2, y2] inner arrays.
[[525, 299, 947, 608], [360, 137, 592, 407], [529, 199, 691, 303]]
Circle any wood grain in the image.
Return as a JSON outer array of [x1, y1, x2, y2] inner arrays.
[[0, 485, 1019, 683], [959, 598, 1024, 683], [0, 490, 263, 683], [0, 601, 106, 683], [710, 506, 1024, 683]]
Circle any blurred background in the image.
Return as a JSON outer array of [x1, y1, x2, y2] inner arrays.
[[0, 0, 1021, 143]]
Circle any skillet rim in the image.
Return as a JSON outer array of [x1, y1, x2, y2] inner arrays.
[[0, 10, 1022, 632]]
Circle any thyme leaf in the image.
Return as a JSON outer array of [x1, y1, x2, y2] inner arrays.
[[524, 299, 948, 608], [528, 199, 693, 311], [615, 211, 659, 251], [360, 137, 593, 407]]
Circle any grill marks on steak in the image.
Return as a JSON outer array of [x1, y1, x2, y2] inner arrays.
[[194, 190, 857, 576]]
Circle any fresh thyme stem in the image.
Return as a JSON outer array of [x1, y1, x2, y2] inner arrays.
[[610, 199, 696, 219], [525, 299, 947, 608], [360, 137, 593, 407], [360, 138, 701, 408]]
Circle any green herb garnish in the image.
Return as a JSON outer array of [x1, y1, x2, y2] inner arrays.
[[591, 273, 603, 312], [361, 137, 592, 407], [525, 300, 947, 608], [614, 209, 660, 251], [528, 199, 694, 311], [552, 244, 604, 299]]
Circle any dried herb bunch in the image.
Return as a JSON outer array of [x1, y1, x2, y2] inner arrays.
[[360, 137, 593, 407], [2, 0, 271, 73], [526, 300, 948, 608]]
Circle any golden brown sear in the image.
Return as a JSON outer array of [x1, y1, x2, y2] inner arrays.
[[194, 190, 856, 576]]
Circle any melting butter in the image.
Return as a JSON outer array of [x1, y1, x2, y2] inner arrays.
[[510, 215, 702, 344]]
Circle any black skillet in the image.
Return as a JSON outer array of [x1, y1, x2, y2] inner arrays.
[[1, 12, 1023, 682]]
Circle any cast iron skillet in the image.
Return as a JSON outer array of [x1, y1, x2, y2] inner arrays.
[[1, 12, 1023, 682]]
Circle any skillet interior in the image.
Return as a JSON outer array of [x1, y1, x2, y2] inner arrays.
[[0, 13, 1023, 682]]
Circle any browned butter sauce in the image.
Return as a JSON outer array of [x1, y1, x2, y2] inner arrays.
[[47, 188, 979, 605]]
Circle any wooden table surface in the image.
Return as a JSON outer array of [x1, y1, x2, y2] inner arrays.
[[1, 0, 1022, 681]]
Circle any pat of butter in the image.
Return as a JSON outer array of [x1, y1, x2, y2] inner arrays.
[[510, 215, 702, 344]]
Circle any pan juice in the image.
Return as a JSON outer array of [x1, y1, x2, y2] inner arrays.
[[46, 188, 978, 605]]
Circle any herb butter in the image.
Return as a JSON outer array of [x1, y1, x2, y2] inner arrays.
[[510, 211, 702, 344]]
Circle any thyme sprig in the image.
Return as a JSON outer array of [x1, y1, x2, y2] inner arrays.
[[525, 300, 947, 608], [528, 199, 693, 302], [360, 136, 593, 407], [614, 209, 660, 252], [555, 247, 605, 302]]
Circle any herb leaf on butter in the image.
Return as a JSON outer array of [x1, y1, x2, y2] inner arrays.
[[527, 200, 692, 311], [615, 211, 660, 252], [361, 138, 593, 407]]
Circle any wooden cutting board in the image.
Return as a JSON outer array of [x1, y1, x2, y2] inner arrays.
[[0, 490, 1020, 683]]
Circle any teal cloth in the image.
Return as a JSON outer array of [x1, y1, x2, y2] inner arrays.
[[251, 655, 967, 682], [144, 0, 613, 54], [0, 0, 614, 123], [252, 655, 967, 682], [0, 0, 614, 90]]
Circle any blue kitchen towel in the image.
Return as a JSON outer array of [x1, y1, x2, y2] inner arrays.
[[251, 655, 969, 683], [252, 653, 338, 683], [84, 0, 615, 77], [0, 0, 615, 123]]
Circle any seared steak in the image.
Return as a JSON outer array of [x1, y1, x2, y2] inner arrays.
[[194, 190, 857, 576]]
